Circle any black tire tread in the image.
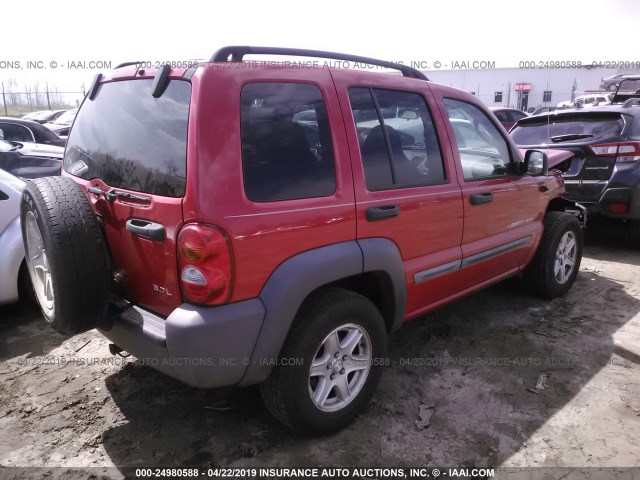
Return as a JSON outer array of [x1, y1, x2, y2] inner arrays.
[[260, 287, 385, 435], [21, 176, 111, 334]]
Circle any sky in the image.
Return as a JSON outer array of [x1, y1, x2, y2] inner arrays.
[[1, 0, 639, 94]]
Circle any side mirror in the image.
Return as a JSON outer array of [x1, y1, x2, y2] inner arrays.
[[398, 110, 418, 120], [523, 150, 548, 176]]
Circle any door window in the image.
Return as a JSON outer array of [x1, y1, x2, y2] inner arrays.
[[0, 123, 34, 143], [443, 98, 514, 181], [348, 87, 445, 190], [241, 82, 336, 202]]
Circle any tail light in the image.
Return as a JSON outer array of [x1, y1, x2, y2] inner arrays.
[[177, 224, 233, 305], [608, 203, 629, 214], [590, 141, 640, 163]]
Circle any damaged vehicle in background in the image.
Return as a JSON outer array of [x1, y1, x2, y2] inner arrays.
[[0, 117, 66, 148], [0, 140, 63, 180], [511, 76, 640, 246]]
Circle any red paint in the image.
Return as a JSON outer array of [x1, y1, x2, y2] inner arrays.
[[65, 62, 566, 320]]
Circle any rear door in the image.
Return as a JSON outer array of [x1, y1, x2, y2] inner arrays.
[[435, 91, 544, 292], [331, 70, 463, 318], [63, 77, 190, 317]]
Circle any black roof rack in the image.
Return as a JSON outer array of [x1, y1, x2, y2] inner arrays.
[[209, 46, 429, 81], [115, 61, 145, 69]]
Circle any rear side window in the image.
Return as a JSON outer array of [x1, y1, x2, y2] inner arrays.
[[509, 110, 528, 122], [629, 116, 640, 140], [64, 80, 190, 197], [492, 111, 510, 122], [348, 87, 445, 190], [510, 113, 627, 145], [241, 82, 336, 202], [0, 123, 33, 142]]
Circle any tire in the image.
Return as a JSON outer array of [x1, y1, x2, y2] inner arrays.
[[523, 211, 583, 298], [20, 176, 111, 334], [630, 219, 640, 249], [259, 287, 388, 435]]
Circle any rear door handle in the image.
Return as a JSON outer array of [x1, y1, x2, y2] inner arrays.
[[126, 219, 166, 241], [469, 192, 494, 205], [366, 205, 400, 222]]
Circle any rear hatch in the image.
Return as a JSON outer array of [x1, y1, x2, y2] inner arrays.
[[510, 111, 632, 203], [62, 77, 191, 317]]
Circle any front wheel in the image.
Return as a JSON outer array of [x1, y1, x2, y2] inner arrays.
[[523, 211, 583, 298], [260, 288, 387, 435]]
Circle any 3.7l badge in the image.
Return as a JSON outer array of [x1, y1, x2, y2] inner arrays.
[[153, 284, 173, 296]]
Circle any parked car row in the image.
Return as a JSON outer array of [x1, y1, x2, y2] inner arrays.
[[21, 110, 66, 124], [20, 108, 78, 138]]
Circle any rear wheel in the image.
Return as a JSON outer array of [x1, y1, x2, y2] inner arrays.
[[260, 287, 387, 435], [523, 211, 583, 298], [21, 176, 111, 334]]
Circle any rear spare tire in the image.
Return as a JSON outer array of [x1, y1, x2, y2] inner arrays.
[[21, 176, 111, 334]]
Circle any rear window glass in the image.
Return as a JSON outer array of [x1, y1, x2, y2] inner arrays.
[[63, 80, 190, 197], [510, 113, 627, 145], [241, 82, 336, 202]]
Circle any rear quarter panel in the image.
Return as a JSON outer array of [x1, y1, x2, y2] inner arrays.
[[184, 66, 356, 303]]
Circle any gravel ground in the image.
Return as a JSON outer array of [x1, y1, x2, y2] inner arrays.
[[0, 219, 639, 478]]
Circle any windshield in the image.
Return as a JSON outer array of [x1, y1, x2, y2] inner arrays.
[[510, 113, 627, 145], [53, 110, 77, 125], [616, 78, 640, 95], [63, 79, 191, 197], [31, 111, 54, 120]]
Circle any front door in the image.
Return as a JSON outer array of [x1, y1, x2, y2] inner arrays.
[[437, 94, 545, 292]]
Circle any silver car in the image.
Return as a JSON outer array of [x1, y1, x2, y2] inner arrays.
[[0, 168, 27, 305]]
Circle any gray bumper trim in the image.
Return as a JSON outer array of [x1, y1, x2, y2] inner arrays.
[[99, 298, 265, 388]]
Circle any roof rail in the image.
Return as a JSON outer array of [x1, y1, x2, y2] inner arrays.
[[209, 46, 429, 81], [114, 61, 146, 69]]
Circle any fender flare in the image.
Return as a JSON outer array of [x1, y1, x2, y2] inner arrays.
[[238, 238, 406, 385]]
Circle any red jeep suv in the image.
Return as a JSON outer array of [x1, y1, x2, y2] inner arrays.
[[21, 47, 584, 435]]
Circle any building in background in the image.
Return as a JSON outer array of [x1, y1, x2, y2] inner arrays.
[[422, 67, 640, 111]]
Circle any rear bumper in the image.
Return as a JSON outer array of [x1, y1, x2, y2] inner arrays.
[[564, 163, 640, 220], [98, 298, 265, 388], [598, 187, 639, 219]]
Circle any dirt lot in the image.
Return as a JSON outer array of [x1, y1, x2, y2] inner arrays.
[[1, 220, 639, 477]]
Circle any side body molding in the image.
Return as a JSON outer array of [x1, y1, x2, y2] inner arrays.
[[238, 239, 407, 385]]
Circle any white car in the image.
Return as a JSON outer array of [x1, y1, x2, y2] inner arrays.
[[0, 168, 27, 305], [557, 94, 612, 108]]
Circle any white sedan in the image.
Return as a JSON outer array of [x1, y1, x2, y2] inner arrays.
[[0, 168, 28, 305]]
